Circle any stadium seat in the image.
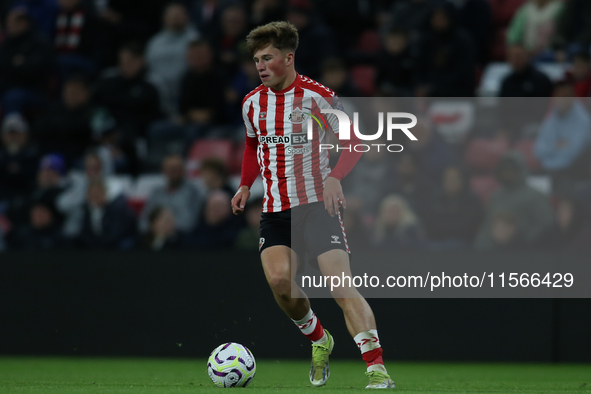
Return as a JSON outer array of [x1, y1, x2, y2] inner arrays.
[[470, 175, 499, 205], [464, 138, 509, 172], [186, 139, 234, 177], [127, 198, 146, 217], [428, 100, 475, 144], [350, 65, 377, 96], [513, 139, 541, 171]]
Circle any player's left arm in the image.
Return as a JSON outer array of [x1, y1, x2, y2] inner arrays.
[[322, 95, 362, 217]]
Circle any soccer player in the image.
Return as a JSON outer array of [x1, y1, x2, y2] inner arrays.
[[231, 21, 395, 389]]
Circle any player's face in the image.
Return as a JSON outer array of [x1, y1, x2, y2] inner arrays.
[[253, 45, 293, 89]]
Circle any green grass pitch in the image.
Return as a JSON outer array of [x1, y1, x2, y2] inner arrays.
[[0, 357, 589, 393]]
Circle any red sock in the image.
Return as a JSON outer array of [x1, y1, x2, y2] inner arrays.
[[292, 309, 325, 342], [362, 348, 384, 368], [355, 330, 384, 368]]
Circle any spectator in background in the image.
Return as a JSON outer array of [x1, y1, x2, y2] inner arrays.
[[453, 0, 492, 65], [6, 202, 66, 251], [0, 6, 53, 114], [142, 206, 183, 251], [341, 206, 370, 251], [320, 58, 360, 97], [476, 210, 526, 251], [189, 0, 225, 39], [94, 42, 161, 138], [373, 194, 425, 250], [506, 0, 563, 59], [376, 28, 416, 97], [534, 81, 591, 185], [286, 1, 337, 80], [0, 113, 40, 203], [552, 0, 591, 60], [234, 197, 263, 250], [189, 190, 242, 249], [10, 0, 59, 38], [57, 151, 115, 237], [539, 196, 591, 250], [415, 3, 476, 97], [7, 153, 67, 229], [499, 44, 553, 97], [53, 0, 102, 78], [475, 151, 554, 249], [572, 51, 591, 98], [423, 166, 483, 248], [342, 144, 390, 217], [209, 4, 248, 78], [77, 178, 136, 249], [139, 154, 203, 233], [200, 158, 234, 196], [249, 0, 285, 28], [179, 40, 225, 135], [384, 0, 434, 44], [225, 51, 261, 125], [98, 0, 166, 65], [405, 117, 453, 182], [36, 76, 95, 165], [146, 2, 199, 118], [384, 151, 433, 222]]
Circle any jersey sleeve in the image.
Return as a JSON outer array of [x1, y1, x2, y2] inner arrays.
[[318, 94, 362, 181], [313, 93, 347, 136], [242, 98, 256, 138]]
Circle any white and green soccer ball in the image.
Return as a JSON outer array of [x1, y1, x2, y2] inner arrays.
[[207, 343, 256, 388]]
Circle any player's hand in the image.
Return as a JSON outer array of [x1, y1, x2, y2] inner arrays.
[[231, 186, 251, 215], [323, 176, 346, 217]]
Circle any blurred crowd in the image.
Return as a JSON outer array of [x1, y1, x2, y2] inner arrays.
[[0, 0, 591, 252]]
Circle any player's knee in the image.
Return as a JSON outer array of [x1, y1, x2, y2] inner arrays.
[[331, 288, 361, 305], [267, 274, 291, 297]]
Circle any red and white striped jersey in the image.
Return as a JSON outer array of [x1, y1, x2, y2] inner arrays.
[[242, 74, 341, 213]]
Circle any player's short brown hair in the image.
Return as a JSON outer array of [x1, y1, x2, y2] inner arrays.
[[246, 21, 299, 55]]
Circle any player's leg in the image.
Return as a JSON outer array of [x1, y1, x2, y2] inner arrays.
[[261, 245, 309, 319], [261, 245, 333, 387], [317, 249, 395, 389]]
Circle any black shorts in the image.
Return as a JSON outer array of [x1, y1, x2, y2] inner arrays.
[[259, 201, 350, 266]]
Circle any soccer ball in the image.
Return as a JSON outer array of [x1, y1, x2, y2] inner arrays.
[[207, 343, 256, 388]]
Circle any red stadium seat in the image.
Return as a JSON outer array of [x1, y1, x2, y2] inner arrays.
[[356, 30, 382, 54], [127, 198, 146, 217], [186, 139, 234, 177], [350, 65, 377, 96], [470, 175, 500, 206], [230, 141, 245, 175], [513, 139, 541, 171], [464, 138, 509, 172]]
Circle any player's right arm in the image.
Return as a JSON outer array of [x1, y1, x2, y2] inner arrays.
[[232, 98, 259, 215], [232, 135, 258, 215]]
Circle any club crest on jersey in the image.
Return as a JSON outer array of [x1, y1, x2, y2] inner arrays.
[[259, 111, 266, 120], [289, 107, 306, 124]]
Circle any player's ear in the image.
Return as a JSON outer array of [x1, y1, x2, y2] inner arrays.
[[285, 52, 294, 67]]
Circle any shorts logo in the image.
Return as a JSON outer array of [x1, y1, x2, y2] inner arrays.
[[331, 235, 341, 244], [259, 237, 265, 251]]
